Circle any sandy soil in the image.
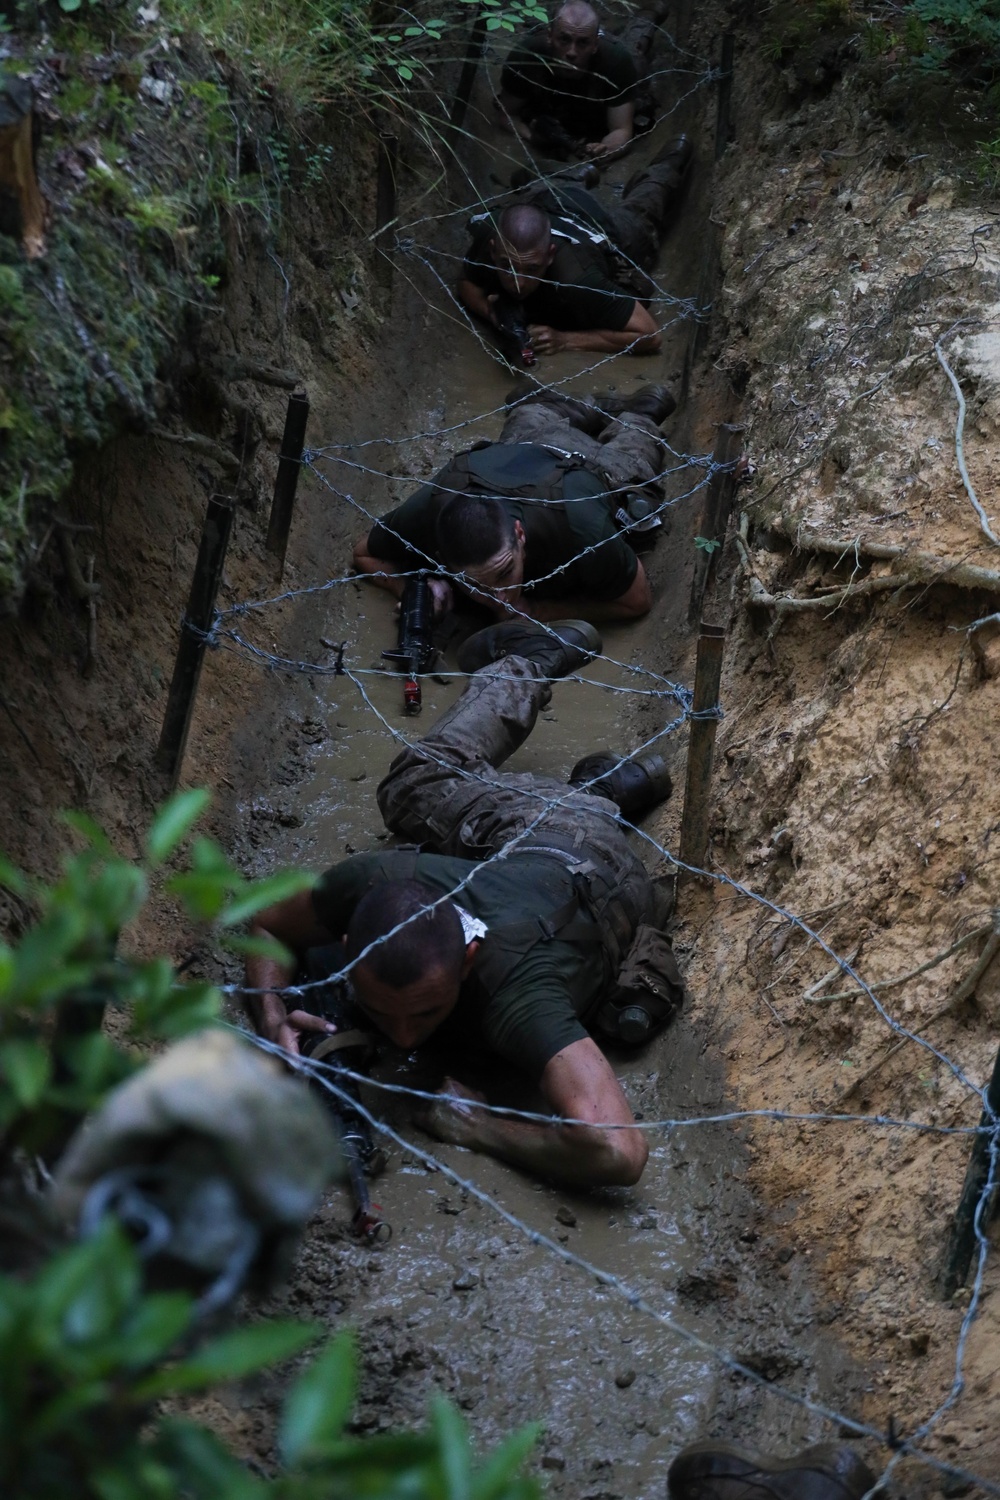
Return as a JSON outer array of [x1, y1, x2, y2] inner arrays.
[[3, 2, 999, 1496]]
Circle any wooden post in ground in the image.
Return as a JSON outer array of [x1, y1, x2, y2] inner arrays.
[[940, 1040, 1000, 1299], [451, 9, 487, 132], [265, 390, 309, 574], [374, 132, 398, 290], [688, 424, 744, 623], [156, 494, 234, 786], [678, 621, 726, 876], [0, 74, 45, 258]]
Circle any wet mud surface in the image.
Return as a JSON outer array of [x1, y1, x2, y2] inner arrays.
[[220, 27, 876, 1494]]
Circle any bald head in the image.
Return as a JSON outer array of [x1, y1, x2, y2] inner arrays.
[[490, 205, 557, 300], [553, 1, 599, 33], [549, 0, 600, 68], [495, 204, 552, 256]]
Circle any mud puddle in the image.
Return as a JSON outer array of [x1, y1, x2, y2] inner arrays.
[[236, 42, 873, 1496]]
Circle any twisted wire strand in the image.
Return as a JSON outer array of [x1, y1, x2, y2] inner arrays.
[[247, 1041, 1000, 1500]]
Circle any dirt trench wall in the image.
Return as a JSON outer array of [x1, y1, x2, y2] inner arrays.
[[676, 21, 1000, 1490], [0, 101, 394, 924]]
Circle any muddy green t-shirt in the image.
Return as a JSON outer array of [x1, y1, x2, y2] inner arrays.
[[313, 851, 606, 1077], [462, 232, 636, 334], [366, 445, 638, 602], [500, 28, 638, 141]]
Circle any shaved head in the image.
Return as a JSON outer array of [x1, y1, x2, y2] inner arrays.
[[553, 1, 599, 33], [548, 1, 600, 69], [495, 204, 552, 256]]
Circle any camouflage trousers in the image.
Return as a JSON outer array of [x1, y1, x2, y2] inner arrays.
[[499, 400, 666, 494], [376, 656, 657, 938]]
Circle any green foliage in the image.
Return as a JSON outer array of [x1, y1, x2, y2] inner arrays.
[[694, 535, 721, 554], [1, 0, 548, 598], [0, 789, 311, 1154], [0, 797, 541, 1499]]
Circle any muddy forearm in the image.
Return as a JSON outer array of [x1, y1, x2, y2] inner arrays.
[[244, 941, 295, 1039], [463, 1113, 644, 1188], [352, 541, 406, 597], [558, 327, 660, 355]]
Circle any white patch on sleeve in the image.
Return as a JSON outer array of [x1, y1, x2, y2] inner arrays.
[[454, 904, 488, 943]]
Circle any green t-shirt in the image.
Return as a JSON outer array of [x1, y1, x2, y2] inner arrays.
[[313, 851, 605, 1078], [500, 28, 638, 141], [366, 444, 638, 602], [462, 231, 635, 334]]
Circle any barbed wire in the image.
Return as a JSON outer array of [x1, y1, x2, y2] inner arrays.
[[247, 1040, 1000, 1500], [203, 34, 1000, 1488], [218, 1027, 987, 1137], [232, 667, 690, 1000]]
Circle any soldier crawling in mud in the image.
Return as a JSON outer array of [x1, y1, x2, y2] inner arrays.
[[243, 615, 682, 1189], [495, 0, 648, 161], [352, 382, 676, 624], [457, 135, 692, 357]]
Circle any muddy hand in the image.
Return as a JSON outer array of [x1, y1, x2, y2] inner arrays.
[[427, 577, 454, 617], [527, 324, 567, 355], [416, 1076, 487, 1147], [278, 1010, 336, 1057]]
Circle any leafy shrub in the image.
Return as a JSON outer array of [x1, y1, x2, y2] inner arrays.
[[0, 795, 540, 1500]]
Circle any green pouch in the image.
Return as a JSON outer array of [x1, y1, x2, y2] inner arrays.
[[595, 923, 684, 1044]]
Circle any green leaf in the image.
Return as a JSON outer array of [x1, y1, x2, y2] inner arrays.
[[134, 980, 220, 1040], [432, 1398, 471, 1499], [60, 811, 114, 855], [135, 1318, 321, 1398], [34, 1223, 139, 1350], [0, 1038, 51, 1107], [471, 1423, 541, 1499], [218, 871, 314, 928], [219, 933, 294, 964], [486, 14, 504, 25], [397, 64, 414, 79], [166, 872, 233, 923], [117, 1293, 192, 1369], [154, 1418, 265, 1500], [0, 941, 13, 995], [694, 534, 721, 553], [0, 853, 28, 895], [280, 1330, 356, 1465], [146, 789, 211, 866]]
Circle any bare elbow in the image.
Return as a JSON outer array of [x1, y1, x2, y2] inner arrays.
[[637, 330, 661, 355], [604, 1132, 648, 1186], [352, 534, 370, 570], [590, 1127, 648, 1187]]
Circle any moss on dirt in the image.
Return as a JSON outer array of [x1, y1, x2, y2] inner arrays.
[[0, 21, 286, 602]]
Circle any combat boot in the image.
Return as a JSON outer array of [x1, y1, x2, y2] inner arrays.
[[591, 384, 677, 426], [569, 751, 672, 820], [624, 133, 694, 197], [667, 1442, 878, 1500], [457, 619, 601, 678]]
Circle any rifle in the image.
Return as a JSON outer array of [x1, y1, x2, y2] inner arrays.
[[528, 113, 584, 161], [492, 294, 536, 369], [381, 572, 435, 714], [299, 946, 391, 1244]]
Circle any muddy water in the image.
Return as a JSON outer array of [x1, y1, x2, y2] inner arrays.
[[249, 37, 870, 1497]]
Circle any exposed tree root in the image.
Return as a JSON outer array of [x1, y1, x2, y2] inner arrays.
[[736, 512, 1000, 636]]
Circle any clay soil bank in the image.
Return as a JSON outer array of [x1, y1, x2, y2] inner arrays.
[[2, 3, 999, 1497]]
